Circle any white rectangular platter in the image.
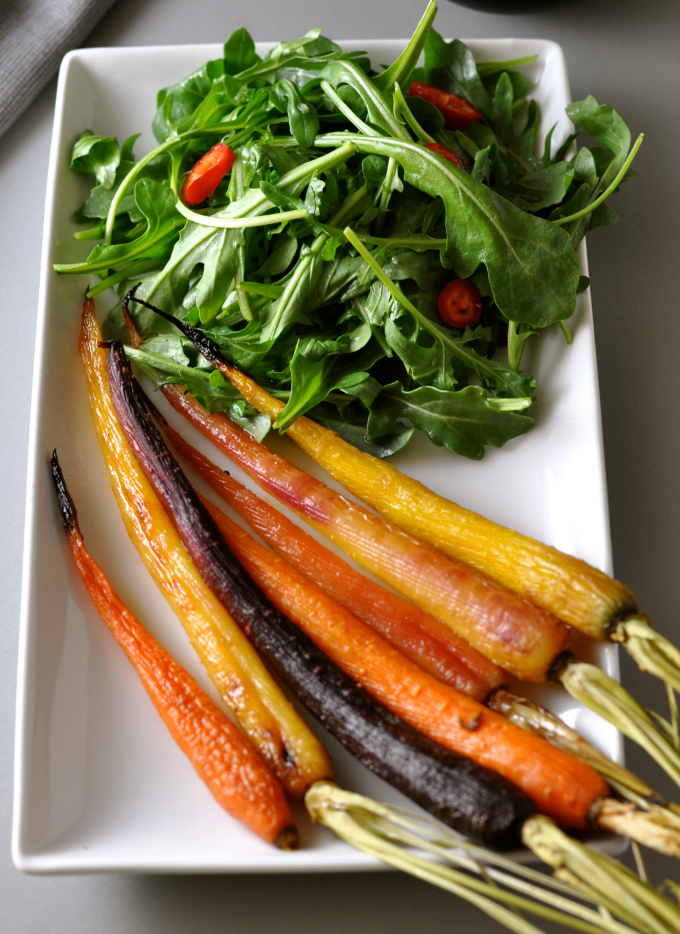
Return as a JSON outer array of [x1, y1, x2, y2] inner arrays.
[[14, 37, 621, 873]]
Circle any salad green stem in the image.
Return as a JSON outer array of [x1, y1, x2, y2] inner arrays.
[[553, 134, 644, 226], [174, 204, 310, 229], [558, 320, 573, 344], [103, 120, 276, 244], [86, 259, 162, 297], [320, 80, 378, 137], [393, 82, 435, 144], [345, 224, 529, 398]]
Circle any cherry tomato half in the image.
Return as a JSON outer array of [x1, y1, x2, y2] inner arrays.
[[410, 82, 482, 131], [181, 143, 236, 206], [437, 279, 483, 330], [425, 142, 468, 173]]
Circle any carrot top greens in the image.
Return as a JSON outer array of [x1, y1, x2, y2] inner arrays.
[[55, 1, 639, 459]]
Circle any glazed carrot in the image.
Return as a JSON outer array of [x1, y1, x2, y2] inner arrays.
[[79, 298, 332, 796], [193, 350, 635, 641], [130, 296, 633, 641], [196, 493, 608, 830], [156, 379, 569, 682], [164, 422, 504, 701], [50, 451, 297, 849]]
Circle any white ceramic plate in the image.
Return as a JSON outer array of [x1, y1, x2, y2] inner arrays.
[[14, 38, 621, 874]]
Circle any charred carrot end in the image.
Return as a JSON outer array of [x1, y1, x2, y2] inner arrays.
[[198, 494, 608, 830], [164, 422, 504, 701], [79, 300, 332, 797], [50, 451, 296, 848]]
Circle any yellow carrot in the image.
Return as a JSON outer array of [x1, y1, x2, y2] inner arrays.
[[79, 297, 332, 796]]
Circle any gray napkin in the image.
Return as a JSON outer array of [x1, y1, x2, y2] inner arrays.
[[0, 0, 118, 139]]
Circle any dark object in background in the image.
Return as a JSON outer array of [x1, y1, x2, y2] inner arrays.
[[447, 0, 567, 12]]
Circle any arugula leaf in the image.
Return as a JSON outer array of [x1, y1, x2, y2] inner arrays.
[[309, 402, 414, 457], [269, 80, 320, 147], [367, 381, 533, 459], [320, 134, 580, 326], [55, 179, 183, 275], [224, 27, 260, 76], [126, 346, 271, 440], [71, 131, 120, 189], [421, 30, 491, 116], [275, 340, 383, 430], [152, 57, 226, 142]]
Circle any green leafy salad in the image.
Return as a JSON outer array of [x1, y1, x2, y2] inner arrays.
[[55, 0, 640, 459]]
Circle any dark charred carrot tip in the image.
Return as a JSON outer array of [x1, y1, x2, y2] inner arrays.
[[98, 340, 114, 349], [122, 282, 143, 314], [275, 825, 300, 851], [127, 293, 224, 369], [547, 650, 578, 683], [50, 449, 77, 535]]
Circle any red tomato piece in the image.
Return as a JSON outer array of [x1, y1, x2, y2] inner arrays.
[[425, 142, 468, 173], [181, 143, 236, 206], [437, 279, 483, 330], [410, 82, 482, 131]]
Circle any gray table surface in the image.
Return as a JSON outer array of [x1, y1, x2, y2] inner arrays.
[[1, 0, 678, 930]]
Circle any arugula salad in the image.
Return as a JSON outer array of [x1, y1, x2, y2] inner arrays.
[[55, 1, 640, 459]]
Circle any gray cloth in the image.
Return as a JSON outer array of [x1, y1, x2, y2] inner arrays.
[[0, 0, 118, 139]]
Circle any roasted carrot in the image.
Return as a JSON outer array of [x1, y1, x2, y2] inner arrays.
[[80, 298, 332, 796], [123, 297, 680, 794], [50, 451, 297, 849], [165, 424, 680, 832], [197, 493, 609, 829], [133, 299, 634, 640], [104, 341, 541, 850], [154, 379, 569, 682], [105, 342, 609, 831], [163, 421, 504, 701]]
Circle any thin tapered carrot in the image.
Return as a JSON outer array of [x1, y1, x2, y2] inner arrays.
[[50, 451, 297, 848], [196, 491, 609, 830], [156, 381, 570, 683], [203, 354, 636, 640], [80, 298, 332, 796], [164, 421, 504, 701]]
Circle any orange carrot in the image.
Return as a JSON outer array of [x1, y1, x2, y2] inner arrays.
[[159, 382, 570, 683], [164, 422, 504, 701], [196, 491, 609, 829], [80, 298, 332, 796], [50, 451, 297, 848], [207, 353, 637, 641]]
